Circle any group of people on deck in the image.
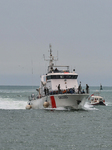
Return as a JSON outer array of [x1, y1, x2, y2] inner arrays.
[[78, 82, 89, 94], [43, 82, 89, 96]]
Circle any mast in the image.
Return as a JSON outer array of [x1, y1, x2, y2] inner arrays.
[[43, 44, 58, 72], [49, 44, 54, 68]]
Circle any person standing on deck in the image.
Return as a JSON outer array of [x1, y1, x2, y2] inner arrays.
[[86, 84, 89, 93], [78, 82, 82, 94], [58, 84, 61, 94]]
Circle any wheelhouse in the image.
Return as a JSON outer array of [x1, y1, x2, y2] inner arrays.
[[45, 72, 78, 92]]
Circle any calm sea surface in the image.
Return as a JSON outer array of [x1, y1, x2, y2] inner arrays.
[[0, 86, 112, 150]]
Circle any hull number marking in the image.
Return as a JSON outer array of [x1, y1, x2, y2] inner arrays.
[[58, 96, 68, 99]]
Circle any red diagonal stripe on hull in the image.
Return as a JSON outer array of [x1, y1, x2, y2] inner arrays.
[[50, 96, 56, 108]]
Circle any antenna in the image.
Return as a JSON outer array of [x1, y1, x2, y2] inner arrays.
[[49, 44, 52, 56], [43, 44, 59, 72], [43, 44, 58, 62]]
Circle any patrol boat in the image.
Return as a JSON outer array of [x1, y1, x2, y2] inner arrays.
[[26, 45, 89, 110], [88, 92, 105, 106]]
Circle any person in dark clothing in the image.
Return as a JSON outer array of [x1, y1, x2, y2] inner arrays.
[[86, 84, 89, 93], [82, 89, 85, 94], [78, 82, 82, 94], [58, 84, 60, 93], [44, 87, 47, 95]]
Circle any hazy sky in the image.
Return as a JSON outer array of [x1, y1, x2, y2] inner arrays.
[[0, 0, 112, 86]]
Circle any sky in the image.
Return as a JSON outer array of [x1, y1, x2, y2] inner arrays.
[[0, 0, 112, 86]]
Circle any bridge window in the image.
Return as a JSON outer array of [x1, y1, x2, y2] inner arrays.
[[47, 76, 51, 80], [46, 75, 78, 80]]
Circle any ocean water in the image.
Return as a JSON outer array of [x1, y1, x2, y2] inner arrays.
[[0, 86, 112, 150]]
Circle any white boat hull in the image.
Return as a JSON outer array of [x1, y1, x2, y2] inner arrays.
[[90, 101, 105, 105], [29, 94, 89, 110]]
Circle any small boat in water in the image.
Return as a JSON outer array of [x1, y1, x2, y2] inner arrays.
[[88, 92, 105, 106], [26, 45, 89, 110]]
